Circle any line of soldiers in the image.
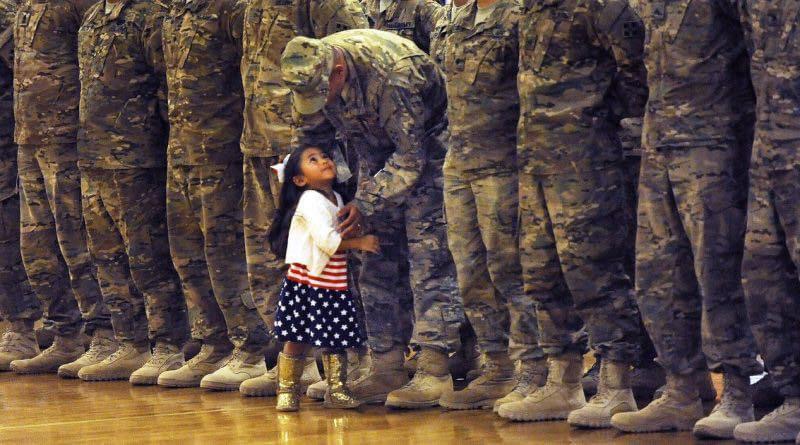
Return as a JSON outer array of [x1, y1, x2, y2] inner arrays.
[[0, 0, 798, 442]]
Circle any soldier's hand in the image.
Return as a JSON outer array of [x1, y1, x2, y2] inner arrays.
[[337, 203, 364, 239]]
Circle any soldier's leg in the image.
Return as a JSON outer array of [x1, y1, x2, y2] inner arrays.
[[76, 169, 150, 381], [242, 155, 284, 328], [159, 164, 232, 388], [109, 168, 189, 384], [81, 169, 148, 346], [0, 195, 42, 370], [40, 145, 110, 335], [670, 145, 761, 376], [196, 163, 268, 390], [12, 145, 93, 373], [735, 162, 800, 443], [18, 144, 84, 337]]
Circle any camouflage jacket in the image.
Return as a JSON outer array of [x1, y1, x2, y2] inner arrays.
[[427, 2, 450, 66], [13, 0, 96, 148], [741, 0, 800, 171], [641, 0, 754, 150], [438, 0, 520, 174], [240, 0, 367, 158], [293, 30, 448, 217], [163, 0, 247, 166], [518, 0, 647, 175], [0, 0, 16, 201], [78, 0, 169, 170], [363, 0, 440, 52]]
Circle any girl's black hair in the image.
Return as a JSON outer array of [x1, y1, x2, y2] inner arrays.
[[267, 145, 350, 259]]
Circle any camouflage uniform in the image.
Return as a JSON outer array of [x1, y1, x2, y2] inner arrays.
[[363, 0, 440, 53], [239, 0, 367, 329], [0, 2, 39, 329], [287, 29, 462, 354], [13, 0, 111, 337], [77, 0, 189, 346], [163, 0, 269, 353], [517, 0, 647, 364], [432, 0, 541, 362], [635, 0, 761, 377], [739, 0, 800, 397]]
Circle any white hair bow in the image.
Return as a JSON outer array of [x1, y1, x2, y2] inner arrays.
[[270, 154, 291, 183]]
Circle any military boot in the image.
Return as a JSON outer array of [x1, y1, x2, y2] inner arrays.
[[323, 352, 361, 409], [440, 351, 515, 410], [653, 368, 717, 401], [307, 349, 368, 400], [350, 347, 409, 404], [494, 358, 548, 413], [276, 353, 305, 412], [57, 329, 117, 378], [240, 356, 321, 397], [78, 342, 151, 381], [129, 342, 185, 385], [10, 334, 84, 374], [0, 323, 39, 371], [157, 342, 232, 388], [386, 347, 452, 409], [498, 352, 586, 421], [200, 348, 266, 391], [568, 360, 637, 428], [582, 358, 601, 397], [611, 372, 703, 433], [693, 371, 754, 439], [734, 398, 800, 443]]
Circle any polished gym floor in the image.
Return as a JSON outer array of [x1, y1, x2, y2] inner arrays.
[[0, 368, 731, 444]]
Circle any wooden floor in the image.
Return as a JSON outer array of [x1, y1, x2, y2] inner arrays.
[[0, 371, 733, 444]]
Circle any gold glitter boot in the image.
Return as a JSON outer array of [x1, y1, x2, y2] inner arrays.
[[323, 352, 362, 409], [276, 353, 305, 412]]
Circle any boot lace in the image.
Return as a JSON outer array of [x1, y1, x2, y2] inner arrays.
[[761, 400, 800, 422], [711, 374, 751, 416], [103, 343, 136, 363], [186, 345, 214, 367], [83, 337, 114, 361], [148, 344, 178, 367], [513, 366, 538, 395], [0, 331, 31, 353]]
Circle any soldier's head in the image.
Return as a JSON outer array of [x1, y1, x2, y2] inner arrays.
[[281, 36, 348, 115]]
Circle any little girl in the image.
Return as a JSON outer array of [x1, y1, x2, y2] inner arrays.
[[267, 145, 379, 412]]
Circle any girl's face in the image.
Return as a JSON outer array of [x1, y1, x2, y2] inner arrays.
[[292, 147, 337, 189]]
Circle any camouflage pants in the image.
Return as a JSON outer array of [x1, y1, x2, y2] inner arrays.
[[636, 145, 761, 376], [0, 195, 40, 327], [18, 144, 110, 337], [519, 165, 642, 364], [82, 168, 188, 346], [742, 161, 800, 396], [167, 162, 269, 353], [242, 155, 284, 330], [361, 165, 462, 353], [444, 166, 543, 362]]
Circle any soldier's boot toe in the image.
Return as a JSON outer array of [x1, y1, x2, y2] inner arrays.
[[130, 343, 184, 386], [494, 358, 548, 413], [78, 342, 151, 382], [0, 325, 40, 371], [440, 351, 515, 410], [200, 349, 266, 391], [568, 361, 637, 429], [386, 347, 451, 409], [157, 342, 232, 388], [611, 372, 703, 433], [58, 328, 116, 379], [10, 334, 84, 374], [733, 398, 800, 443]]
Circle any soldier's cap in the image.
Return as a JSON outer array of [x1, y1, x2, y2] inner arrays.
[[281, 36, 335, 115]]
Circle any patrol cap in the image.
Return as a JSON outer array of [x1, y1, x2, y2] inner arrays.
[[281, 36, 335, 115]]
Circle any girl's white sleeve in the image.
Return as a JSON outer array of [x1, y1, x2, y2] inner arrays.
[[294, 192, 343, 257]]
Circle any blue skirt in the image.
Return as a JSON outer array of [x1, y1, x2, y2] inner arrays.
[[274, 278, 365, 349]]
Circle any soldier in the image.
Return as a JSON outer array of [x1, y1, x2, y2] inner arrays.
[[156, 0, 271, 391], [74, 0, 191, 384], [495, 0, 648, 428], [0, 0, 42, 371], [732, 1, 800, 442], [281, 29, 462, 406], [363, 0, 440, 53], [427, 0, 546, 412], [9, 0, 115, 375], [237, 0, 368, 397], [610, 1, 763, 439]]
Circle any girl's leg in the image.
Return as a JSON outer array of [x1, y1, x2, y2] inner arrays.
[[276, 342, 309, 412], [322, 348, 361, 409]]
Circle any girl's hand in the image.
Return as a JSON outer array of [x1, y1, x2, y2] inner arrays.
[[359, 235, 380, 254]]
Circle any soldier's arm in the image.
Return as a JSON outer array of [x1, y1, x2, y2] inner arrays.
[[353, 83, 427, 217], [312, 0, 369, 37], [588, 0, 648, 119], [141, 8, 169, 124], [292, 108, 338, 152], [220, 0, 247, 53], [415, 0, 441, 52]]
